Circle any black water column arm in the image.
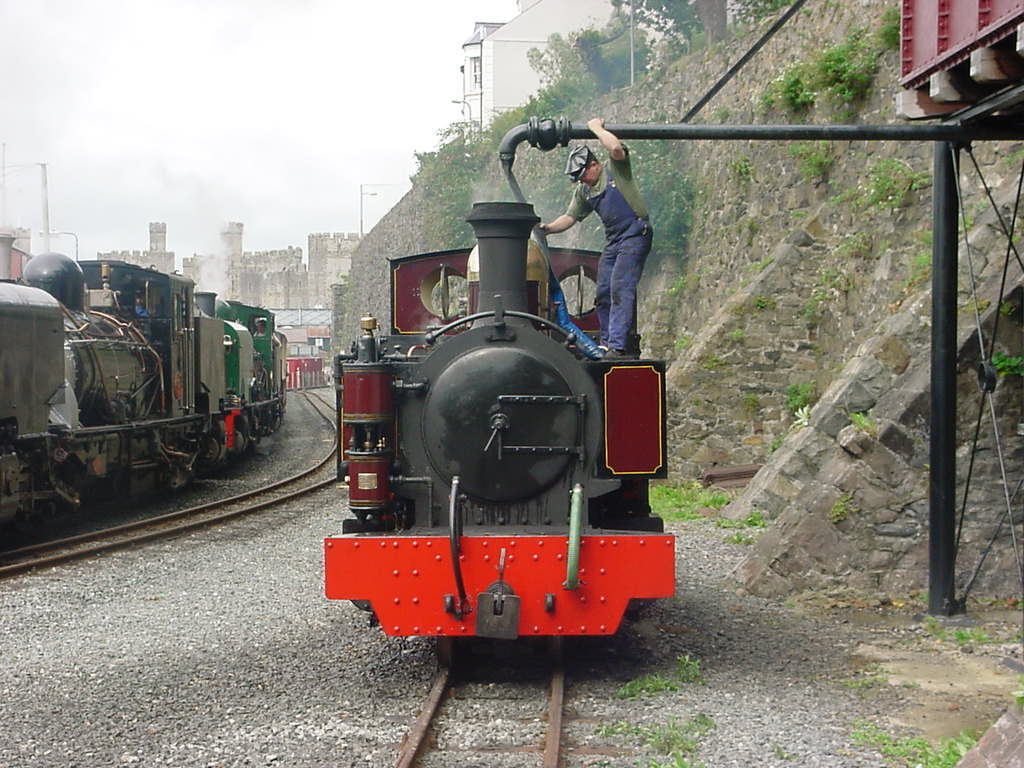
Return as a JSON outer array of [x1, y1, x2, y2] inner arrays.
[[498, 118, 1024, 168]]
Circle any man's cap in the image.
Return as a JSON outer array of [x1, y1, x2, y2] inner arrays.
[[565, 145, 595, 181]]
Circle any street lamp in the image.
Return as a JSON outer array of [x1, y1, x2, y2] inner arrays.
[[359, 184, 378, 238], [451, 99, 473, 125], [46, 230, 78, 261], [359, 183, 404, 237]]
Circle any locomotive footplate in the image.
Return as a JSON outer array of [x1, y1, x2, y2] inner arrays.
[[323, 533, 676, 638]]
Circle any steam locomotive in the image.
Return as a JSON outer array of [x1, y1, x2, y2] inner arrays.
[[0, 252, 286, 536], [325, 202, 675, 640]]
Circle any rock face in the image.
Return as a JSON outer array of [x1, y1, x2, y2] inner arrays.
[[954, 707, 1024, 768], [338, 0, 1024, 596]]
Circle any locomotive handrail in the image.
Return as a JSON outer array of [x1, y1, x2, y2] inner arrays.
[[564, 484, 583, 591], [423, 309, 572, 345], [448, 475, 469, 618]]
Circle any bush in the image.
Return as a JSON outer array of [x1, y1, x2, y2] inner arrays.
[[788, 141, 834, 182]]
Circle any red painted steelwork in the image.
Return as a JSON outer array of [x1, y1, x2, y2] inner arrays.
[[389, 247, 602, 334], [324, 534, 676, 636], [341, 369, 393, 420], [603, 365, 664, 475], [901, 0, 1024, 88], [225, 409, 240, 450], [347, 456, 391, 510]]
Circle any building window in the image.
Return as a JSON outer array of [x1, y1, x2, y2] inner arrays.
[[470, 56, 481, 90]]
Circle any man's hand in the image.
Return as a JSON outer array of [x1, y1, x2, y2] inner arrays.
[[587, 117, 625, 160]]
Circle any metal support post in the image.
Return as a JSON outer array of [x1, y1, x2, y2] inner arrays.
[[929, 141, 963, 616]]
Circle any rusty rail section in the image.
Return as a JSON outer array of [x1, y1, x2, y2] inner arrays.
[[395, 640, 567, 768]]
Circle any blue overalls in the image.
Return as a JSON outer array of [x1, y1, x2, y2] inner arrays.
[[587, 170, 652, 353]]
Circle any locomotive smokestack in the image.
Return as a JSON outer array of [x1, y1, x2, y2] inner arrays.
[[195, 290, 217, 317], [466, 201, 539, 316]]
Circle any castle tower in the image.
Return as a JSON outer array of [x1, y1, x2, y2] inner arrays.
[[149, 222, 167, 253]]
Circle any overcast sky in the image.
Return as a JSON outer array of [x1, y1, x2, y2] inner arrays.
[[0, 0, 520, 261]]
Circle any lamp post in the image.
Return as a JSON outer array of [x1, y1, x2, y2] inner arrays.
[[39, 163, 50, 252], [47, 230, 79, 261], [451, 99, 473, 126], [359, 184, 378, 238]]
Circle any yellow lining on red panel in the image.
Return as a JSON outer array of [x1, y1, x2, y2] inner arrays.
[[603, 364, 664, 474], [392, 262, 416, 334]]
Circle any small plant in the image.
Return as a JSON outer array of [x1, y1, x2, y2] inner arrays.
[[674, 335, 693, 352], [952, 627, 992, 646], [743, 393, 761, 413], [772, 743, 798, 761], [617, 674, 679, 699], [676, 654, 705, 684], [993, 351, 1024, 377], [802, 288, 829, 323], [649, 482, 730, 522], [599, 713, 716, 760], [777, 64, 816, 112], [876, 7, 901, 50], [830, 493, 854, 524], [849, 412, 879, 436], [840, 665, 888, 692], [769, 434, 786, 453], [793, 404, 811, 428], [785, 382, 816, 414], [907, 251, 932, 289], [711, 106, 731, 122], [669, 273, 696, 296], [1000, 301, 1017, 317], [813, 29, 879, 105], [753, 295, 776, 311], [715, 511, 767, 529], [820, 266, 852, 292], [851, 722, 977, 768], [737, 216, 759, 246], [864, 158, 931, 209], [724, 531, 754, 545], [1013, 674, 1024, 710], [788, 141, 834, 182], [701, 354, 726, 371], [922, 616, 948, 640], [728, 328, 746, 343], [730, 156, 755, 183], [836, 232, 874, 260]]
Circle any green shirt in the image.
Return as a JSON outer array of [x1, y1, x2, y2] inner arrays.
[[565, 146, 649, 221]]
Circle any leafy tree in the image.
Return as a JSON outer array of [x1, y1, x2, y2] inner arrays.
[[529, 20, 650, 95]]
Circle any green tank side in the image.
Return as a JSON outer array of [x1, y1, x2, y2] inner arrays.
[[222, 320, 254, 400], [216, 300, 275, 395]]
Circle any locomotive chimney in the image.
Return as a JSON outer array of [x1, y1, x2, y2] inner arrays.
[[0, 227, 13, 280], [195, 290, 217, 317], [466, 201, 539, 317]]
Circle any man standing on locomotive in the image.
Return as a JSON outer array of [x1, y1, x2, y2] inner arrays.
[[538, 117, 652, 359]]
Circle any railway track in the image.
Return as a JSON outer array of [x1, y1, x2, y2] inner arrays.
[[396, 639, 568, 768], [0, 388, 339, 579]]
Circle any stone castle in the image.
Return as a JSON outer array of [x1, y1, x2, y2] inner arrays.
[[99, 222, 359, 309]]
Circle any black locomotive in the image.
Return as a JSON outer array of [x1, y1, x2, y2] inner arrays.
[[325, 202, 674, 640], [0, 252, 286, 538]]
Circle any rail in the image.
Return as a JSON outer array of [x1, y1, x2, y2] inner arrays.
[[0, 390, 338, 578], [395, 639, 567, 767]]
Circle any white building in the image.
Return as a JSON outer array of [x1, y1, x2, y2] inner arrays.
[[460, 0, 615, 128]]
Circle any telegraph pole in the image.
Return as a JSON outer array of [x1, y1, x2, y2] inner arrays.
[[39, 162, 51, 252]]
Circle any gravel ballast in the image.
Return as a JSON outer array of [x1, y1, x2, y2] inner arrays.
[[1, 423, 1018, 767]]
